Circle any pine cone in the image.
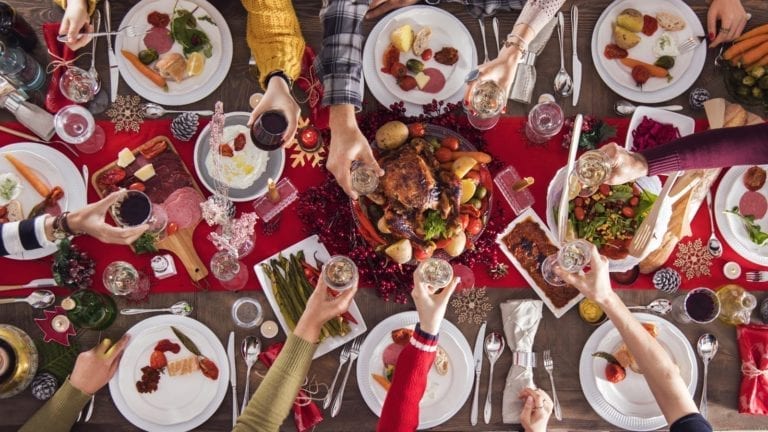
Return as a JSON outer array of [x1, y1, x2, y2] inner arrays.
[[171, 113, 200, 142], [689, 88, 711, 111], [652, 268, 681, 293], [31, 373, 59, 400]]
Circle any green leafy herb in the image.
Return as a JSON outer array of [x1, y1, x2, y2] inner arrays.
[[592, 351, 623, 367], [133, 232, 158, 254], [725, 206, 768, 245], [0, 174, 19, 200], [423, 210, 448, 241], [171, 9, 213, 58], [171, 326, 202, 356]]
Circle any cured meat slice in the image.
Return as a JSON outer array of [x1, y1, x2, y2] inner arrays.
[[382, 343, 404, 367], [144, 27, 173, 54], [739, 191, 768, 219], [162, 187, 204, 229], [421, 68, 446, 94]]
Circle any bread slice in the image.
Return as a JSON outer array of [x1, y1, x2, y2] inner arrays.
[[656, 12, 686, 31], [433, 346, 449, 376], [5, 200, 22, 221], [412, 27, 432, 56]]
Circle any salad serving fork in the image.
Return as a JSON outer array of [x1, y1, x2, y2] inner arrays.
[[746, 271, 768, 282], [323, 342, 352, 409], [331, 336, 362, 417]]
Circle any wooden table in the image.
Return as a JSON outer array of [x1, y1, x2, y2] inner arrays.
[[2, 0, 768, 431]]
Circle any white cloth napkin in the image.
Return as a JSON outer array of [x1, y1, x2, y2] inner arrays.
[[500, 299, 543, 424]]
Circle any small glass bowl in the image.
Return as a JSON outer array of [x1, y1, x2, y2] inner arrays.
[[231, 297, 263, 329]]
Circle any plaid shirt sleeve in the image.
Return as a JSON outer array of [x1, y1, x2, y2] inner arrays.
[[317, 0, 370, 110], [447, 0, 525, 18]]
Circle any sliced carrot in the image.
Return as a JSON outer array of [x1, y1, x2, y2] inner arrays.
[[724, 34, 768, 61], [120, 50, 168, 91], [449, 151, 492, 164], [619, 58, 669, 78], [4, 154, 49, 197], [372, 374, 391, 391], [737, 23, 768, 42], [741, 40, 768, 66]]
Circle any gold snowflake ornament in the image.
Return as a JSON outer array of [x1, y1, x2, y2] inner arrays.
[[673, 238, 713, 280], [106, 95, 145, 133], [286, 117, 326, 168], [450, 286, 493, 324]]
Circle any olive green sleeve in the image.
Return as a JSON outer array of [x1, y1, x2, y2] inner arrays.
[[19, 379, 91, 432], [233, 333, 318, 432]]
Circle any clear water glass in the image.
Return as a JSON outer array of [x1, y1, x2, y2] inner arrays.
[[541, 239, 592, 286], [103, 261, 150, 301], [466, 80, 506, 130], [211, 251, 249, 291], [524, 100, 564, 144], [322, 255, 359, 293], [351, 162, 380, 195], [53, 105, 105, 153], [416, 258, 454, 289], [573, 150, 611, 197], [59, 65, 99, 103]]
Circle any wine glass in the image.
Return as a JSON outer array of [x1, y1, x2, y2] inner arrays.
[[103, 261, 150, 301], [110, 190, 153, 227], [466, 80, 506, 130], [59, 65, 99, 103], [524, 98, 564, 144], [350, 162, 380, 195], [53, 105, 105, 153], [571, 150, 611, 198], [250, 110, 287, 151], [322, 255, 359, 293], [210, 251, 249, 291], [541, 239, 592, 286], [416, 258, 454, 289]]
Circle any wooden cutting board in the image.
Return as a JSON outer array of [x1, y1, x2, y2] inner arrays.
[[91, 136, 208, 282]]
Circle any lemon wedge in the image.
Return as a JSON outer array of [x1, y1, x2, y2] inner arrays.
[[186, 52, 205, 77]]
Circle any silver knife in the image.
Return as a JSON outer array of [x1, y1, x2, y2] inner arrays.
[[470, 321, 487, 426], [227, 332, 238, 427], [492, 17, 500, 54], [104, 0, 119, 102], [0, 278, 57, 292], [571, 5, 582, 106]]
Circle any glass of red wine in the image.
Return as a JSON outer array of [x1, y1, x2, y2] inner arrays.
[[250, 110, 288, 151], [111, 190, 152, 227], [671, 287, 721, 324]]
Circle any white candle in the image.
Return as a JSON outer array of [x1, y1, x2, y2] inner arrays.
[[52, 315, 71, 333], [723, 261, 741, 280], [260, 320, 278, 339]]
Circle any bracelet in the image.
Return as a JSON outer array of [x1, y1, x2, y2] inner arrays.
[[60, 212, 81, 236], [504, 33, 529, 54], [265, 70, 293, 89], [51, 212, 69, 240]]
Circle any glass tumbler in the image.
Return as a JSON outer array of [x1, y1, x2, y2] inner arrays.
[[671, 288, 721, 324], [53, 105, 105, 153], [524, 100, 564, 144]]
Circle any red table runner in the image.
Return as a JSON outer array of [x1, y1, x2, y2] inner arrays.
[[0, 116, 765, 298]]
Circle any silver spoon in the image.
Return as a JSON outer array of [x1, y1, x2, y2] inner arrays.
[[705, 191, 723, 257], [142, 103, 214, 119], [614, 100, 684, 116], [121, 301, 193, 316], [697, 333, 718, 420], [554, 12, 573, 97], [240, 336, 261, 413], [0, 289, 55, 308], [627, 298, 672, 315], [483, 332, 504, 424], [88, 10, 102, 94]]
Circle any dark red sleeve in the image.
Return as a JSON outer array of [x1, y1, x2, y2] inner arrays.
[[376, 325, 438, 432], [641, 123, 768, 176]]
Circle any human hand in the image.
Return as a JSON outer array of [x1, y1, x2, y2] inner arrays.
[[365, 0, 420, 20], [67, 190, 149, 245], [708, 0, 748, 47], [554, 243, 615, 305], [518, 387, 553, 432], [69, 336, 129, 395], [58, 0, 93, 50], [328, 105, 383, 199], [598, 142, 649, 185], [294, 278, 358, 343], [247, 76, 300, 145], [412, 273, 459, 335]]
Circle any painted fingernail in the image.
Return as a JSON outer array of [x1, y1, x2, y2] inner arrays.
[[708, 32, 715, 41]]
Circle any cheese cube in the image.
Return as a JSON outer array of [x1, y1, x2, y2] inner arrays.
[[117, 148, 135, 168], [135, 164, 155, 181], [414, 72, 431, 90]]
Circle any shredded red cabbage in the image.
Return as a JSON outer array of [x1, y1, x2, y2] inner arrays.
[[631, 116, 681, 152]]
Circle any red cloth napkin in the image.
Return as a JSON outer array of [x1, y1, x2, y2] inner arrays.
[[258, 342, 324, 431], [42, 22, 75, 113], [737, 323, 768, 415]]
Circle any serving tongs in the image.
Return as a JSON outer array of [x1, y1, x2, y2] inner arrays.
[[628, 171, 698, 258]]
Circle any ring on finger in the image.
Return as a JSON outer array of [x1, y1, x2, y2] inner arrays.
[[719, 27, 731, 33]]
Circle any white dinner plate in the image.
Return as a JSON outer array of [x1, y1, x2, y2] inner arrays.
[[356, 311, 473, 430], [715, 165, 768, 266], [624, 106, 695, 151], [363, 6, 477, 114], [193, 112, 285, 202], [579, 313, 697, 431], [545, 167, 662, 272], [591, 0, 706, 103], [253, 235, 367, 359], [109, 315, 229, 432], [0, 143, 86, 261], [115, 0, 233, 106]]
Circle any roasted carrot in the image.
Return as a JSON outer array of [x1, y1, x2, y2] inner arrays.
[[737, 23, 768, 42], [3, 154, 49, 197], [121, 50, 168, 91], [372, 374, 391, 391], [619, 58, 669, 78], [750, 52, 768, 68], [449, 151, 492, 164], [741, 40, 768, 66], [724, 34, 768, 61]]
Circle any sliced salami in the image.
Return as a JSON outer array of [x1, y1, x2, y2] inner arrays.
[[421, 68, 446, 94], [143, 27, 173, 55], [162, 187, 204, 228], [382, 343, 404, 367], [739, 191, 768, 219]]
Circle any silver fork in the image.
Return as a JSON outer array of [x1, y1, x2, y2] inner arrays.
[[746, 271, 768, 282], [543, 350, 562, 421], [330, 336, 363, 417], [323, 342, 352, 409], [56, 25, 150, 42], [678, 36, 705, 55]]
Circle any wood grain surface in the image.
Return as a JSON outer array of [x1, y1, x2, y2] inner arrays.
[[2, 0, 768, 431]]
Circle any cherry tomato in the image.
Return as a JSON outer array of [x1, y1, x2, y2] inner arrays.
[[166, 222, 179, 235], [629, 196, 639, 206], [631, 65, 650, 86], [435, 147, 453, 163], [621, 206, 635, 218], [149, 350, 167, 369], [642, 15, 658, 36], [413, 246, 433, 261], [459, 214, 470, 230], [234, 133, 246, 151], [408, 123, 426, 138], [466, 218, 483, 236], [390, 62, 407, 79], [397, 75, 417, 91], [603, 43, 628, 60], [441, 136, 460, 151], [382, 44, 400, 73], [219, 144, 234, 157], [574, 206, 586, 221], [599, 184, 611, 196], [574, 197, 584, 207], [420, 49, 433, 61], [128, 182, 146, 192]]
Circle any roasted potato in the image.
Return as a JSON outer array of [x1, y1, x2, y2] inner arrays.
[[390, 24, 413, 53], [375, 121, 410, 150], [616, 8, 643, 32], [613, 25, 641, 50], [385, 238, 413, 264], [444, 231, 466, 257]]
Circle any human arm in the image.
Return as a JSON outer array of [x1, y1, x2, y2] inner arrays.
[[707, 0, 748, 48], [327, 105, 383, 199], [376, 274, 458, 432], [236, 278, 358, 431], [556, 246, 707, 427], [20, 337, 129, 432], [54, 0, 96, 50]]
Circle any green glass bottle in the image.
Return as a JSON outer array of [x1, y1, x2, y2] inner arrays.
[[62, 290, 117, 331]]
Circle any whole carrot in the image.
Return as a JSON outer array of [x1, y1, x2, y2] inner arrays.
[[724, 34, 768, 61], [121, 50, 168, 91], [4, 154, 49, 197], [619, 58, 669, 78]]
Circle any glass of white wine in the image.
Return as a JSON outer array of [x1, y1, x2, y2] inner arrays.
[[350, 162, 379, 196], [322, 255, 359, 293], [416, 258, 454, 289], [572, 150, 611, 198], [466, 80, 506, 131], [541, 239, 592, 286], [103, 261, 150, 301]]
